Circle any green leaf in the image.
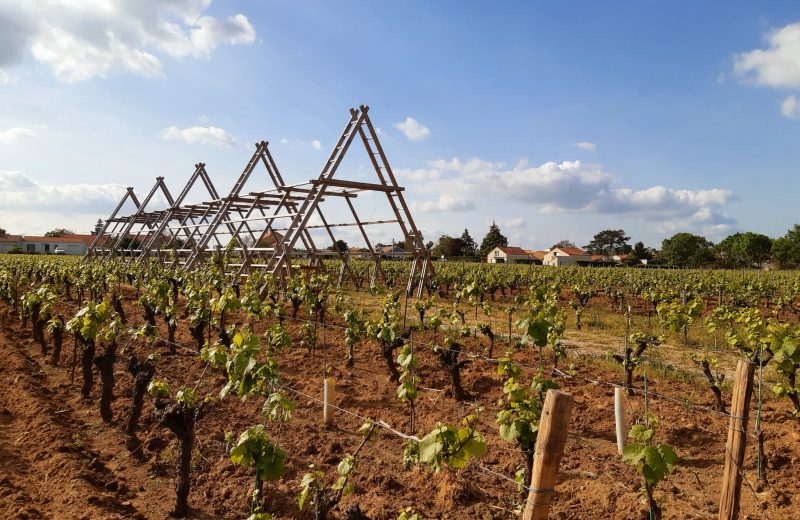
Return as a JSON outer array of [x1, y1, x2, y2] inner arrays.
[[659, 444, 678, 465]]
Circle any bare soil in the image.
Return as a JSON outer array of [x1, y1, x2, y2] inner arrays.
[[0, 290, 798, 520]]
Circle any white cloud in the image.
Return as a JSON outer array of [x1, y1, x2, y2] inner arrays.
[[189, 14, 256, 54], [504, 217, 526, 228], [0, 169, 126, 214], [734, 23, 800, 88], [651, 206, 736, 237], [593, 185, 732, 215], [403, 155, 735, 233], [278, 137, 322, 150], [781, 95, 800, 119], [437, 158, 613, 210], [412, 194, 475, 213], [0, 69, 8, 84], [574, 141, 597, 152], [0, 127, 37, 144], [394, 117, 430, 141], [396, 167, 441, 181], [0, 1, 256, 82], [160, 125, 235, 148]]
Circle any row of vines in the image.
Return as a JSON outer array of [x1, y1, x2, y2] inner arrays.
[[0, 253, 797, 519]]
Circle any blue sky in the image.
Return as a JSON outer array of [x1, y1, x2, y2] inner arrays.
[[1, 1, 800, 250]]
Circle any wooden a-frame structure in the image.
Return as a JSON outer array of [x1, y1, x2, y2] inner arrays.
[[87, 105, 433, 296]]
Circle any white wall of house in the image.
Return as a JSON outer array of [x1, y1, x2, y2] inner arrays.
[[487, 247, 507, 263], [0, 241, 22, 253], [13, 240, 86, 255], [487, 247, 533, 264], [542, 248, 592, 266]]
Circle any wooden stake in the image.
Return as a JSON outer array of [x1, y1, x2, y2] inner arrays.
[[523, 389, 574, 520], [718, 360, 755, 520], [323, 378, 336, 427], [614, 386, 627, 454]]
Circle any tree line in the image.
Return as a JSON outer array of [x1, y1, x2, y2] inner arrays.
[[5, 219, 800, 269], [420, 224, 800, 269]]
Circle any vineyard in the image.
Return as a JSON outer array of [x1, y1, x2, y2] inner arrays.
[[0, 254, 798, 520]]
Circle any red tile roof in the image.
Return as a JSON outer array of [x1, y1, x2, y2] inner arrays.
[[378, 245, 405, 253], [554, 246, 588, 256], [498, 246, 529, 255], [0, 235, 23, 243], [23, 234, 98, 245], [258, 230, 284, 245]]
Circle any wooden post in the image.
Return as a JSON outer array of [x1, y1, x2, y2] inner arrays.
[[719, 360, 755, 520], [523, 389, 574, 520], [323, 378, 336, 427], [614, 386, 627, 454]]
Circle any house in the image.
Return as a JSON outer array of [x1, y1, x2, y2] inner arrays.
[[524, 249, 547, 264], [346, 246, 372, 259], [542, 246, 592, 266], [377, 244, 407, 259], [19, 234, 100, 255], [0, 234, 23, 253], [487, 246, 536, 264], [256, 230, 284, 248]]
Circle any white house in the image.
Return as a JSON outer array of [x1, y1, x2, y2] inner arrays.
[[0, 234, 104, 255], [0, 235, 23, 253], [487, 246, 535, 264], [20, 234, 100, 255], [542, 246, 592, 266]]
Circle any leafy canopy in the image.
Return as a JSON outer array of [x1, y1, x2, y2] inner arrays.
[[478, 222, 508, 258]]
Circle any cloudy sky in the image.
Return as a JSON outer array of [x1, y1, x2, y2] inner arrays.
[[1, 1, 800, 249]]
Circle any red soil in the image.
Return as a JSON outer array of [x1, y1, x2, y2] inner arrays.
[[0, 292, 797, 520]]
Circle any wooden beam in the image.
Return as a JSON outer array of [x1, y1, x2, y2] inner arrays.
[[523, 390, 574, 520], [718, 360, 755, 520], [310, 178, 404, 192]]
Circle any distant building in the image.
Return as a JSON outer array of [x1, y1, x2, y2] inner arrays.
[[17, 234, 101, 255], [0, 234, 23, 253], [256, 230, 284, 248], [377, 244, 407, 259], [542, 246, 592, 266], [524, 249, 547, 264], [487, 246, 536, 264]]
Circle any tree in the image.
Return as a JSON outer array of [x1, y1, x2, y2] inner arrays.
[[631, 241, 653, 261], [771, 224, 800, 268], [92, 219, 104, 235], [431, 235, 465, 258], [716, 232, 772, 268], [551, 239, 576, 249], [659, 233, 714, 268], [478, 222, 508, 258], [0, 227, 6, 236], [119, 237, 141, 251], [772, 237, 799, 268], [459, 228, 477, 257], [44, 228, 75, 237], [584, 229, 631, 257], [328, 240, 348, 253]]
